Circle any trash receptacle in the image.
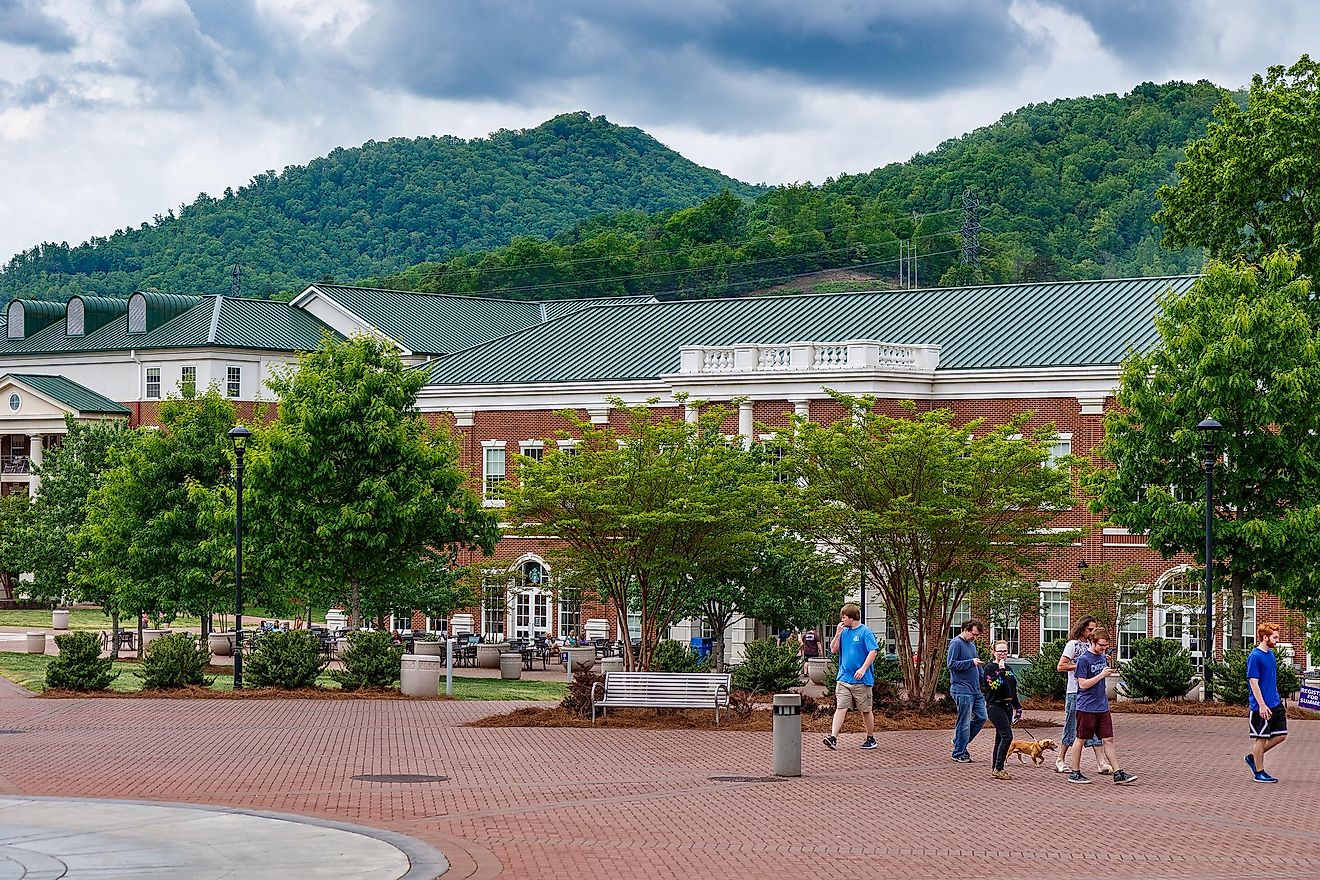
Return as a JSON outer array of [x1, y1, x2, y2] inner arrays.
[[400, 656, 443, 696], [690, 637, 711, 661], [500, 652, 523, 680]]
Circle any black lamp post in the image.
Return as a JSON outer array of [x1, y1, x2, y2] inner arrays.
[[228, 425, 252, 690], [1194, 417, 1222, 700]]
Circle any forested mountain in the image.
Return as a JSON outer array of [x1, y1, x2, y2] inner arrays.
[[0, 112, 760, 300], [369, 81, 1225, 302]]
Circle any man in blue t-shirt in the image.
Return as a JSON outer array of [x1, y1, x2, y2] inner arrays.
[[1065, 628, 1137, 785], [1246, 622, 1288, 783], [822, 603, 879, 752]]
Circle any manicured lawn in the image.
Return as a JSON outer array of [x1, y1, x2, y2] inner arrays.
[[0, 652, 565, 701], [0, 607, 329, 632]]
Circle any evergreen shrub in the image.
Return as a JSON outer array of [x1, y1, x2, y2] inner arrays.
[[139, 632, 211, 689], [332, 630, 404, 690], [732, 638, 802, 694], [46, 631, 117, 692], [650, 639, 706, 673], [1118, 637, 1195, 701], [246, 630, 327, 689], [1017, 638, 1068, 700]]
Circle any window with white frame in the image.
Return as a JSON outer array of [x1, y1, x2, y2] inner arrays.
[[482, 441, 506, 506], [1040, 582, 1070, 645], [145, 367, 161, 400], [391, 612, 411, 634], [482, 576, 506, 638], [1118, 610, 1147, 662], [558, 586, 580, 638], [947, 596, 972, 641], [519, 441, 544, 463], [226, 366, 241, 398], [555, 439, 579, 456], [1221, 592, 1256, 652], [1157, 574, 1205, 665], [180, 365, 197, 397], [1045, 434, 1072, 470], [425, 615, 446, 634], [991, 604, 1021, 656]]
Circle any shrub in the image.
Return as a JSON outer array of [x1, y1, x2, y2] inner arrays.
[[650, 639, 706, 673], [46, 631, 117, 692], [245, 630, 328, 689], [870, 654, 904, 707], [1119, 637, 1195, 702], [1017, 638, 1067, 700], [561, 667, 604, 717], [332, 630, 405, 690], [139, 632, 211, 689], [1209, 648, 1251, 704], [1277, 655, 1301, 699], [732, 637, 802, 695]]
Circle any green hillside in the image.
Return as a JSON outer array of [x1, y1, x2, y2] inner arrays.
[[369, 80, 1224, 302], [0, 112, 761, 300]]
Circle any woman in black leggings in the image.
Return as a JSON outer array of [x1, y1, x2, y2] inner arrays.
[[982, 639, 1022, 780]]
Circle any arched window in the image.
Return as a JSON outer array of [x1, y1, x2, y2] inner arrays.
[[1155, 567, 1205, 664]]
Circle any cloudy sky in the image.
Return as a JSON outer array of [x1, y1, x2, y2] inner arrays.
[[0, 0, 1315, 262]]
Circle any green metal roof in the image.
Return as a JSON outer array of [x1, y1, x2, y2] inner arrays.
[[0, 296, 339, 355], [6, 373, 130, 414], [68, 295, 129, 335], [424, 276, 1199, 386], [307, 284, 654, 355]]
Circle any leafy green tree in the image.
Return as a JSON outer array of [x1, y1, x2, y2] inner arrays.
[[73, 390, 239, 649], [1088, 253, 1320, 641], [784, 394, 1076, 707], [1157, 56, 1320, 278], [506, 401, 775, 670], [0, 492, 35, 605], [1068, 562, 1153, 639], [246, 335, 499, 627], [27, 417, 137, 607]]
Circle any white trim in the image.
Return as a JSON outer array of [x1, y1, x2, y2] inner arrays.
[[289, 285, 416, 357]]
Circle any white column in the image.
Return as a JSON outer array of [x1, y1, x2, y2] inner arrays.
[[27, 434, 42, 496], [738, 401, 754, 446]]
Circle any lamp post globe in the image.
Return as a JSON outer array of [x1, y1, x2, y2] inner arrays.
[[1193, 417, 1222, 700], [227, 425, 252, 689]]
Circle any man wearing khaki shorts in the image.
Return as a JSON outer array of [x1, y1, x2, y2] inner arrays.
[[823, 603, 879, 751]]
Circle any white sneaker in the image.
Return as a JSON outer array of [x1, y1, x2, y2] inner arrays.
[[1097, 763, 1114, 776], [1055, 758, 1069, 773]]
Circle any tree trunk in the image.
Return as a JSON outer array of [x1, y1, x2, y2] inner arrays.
[[136, 612, 144, 660], [1231, 570, 1245, 652], [110, 610, 120, 661], [349, 580, 361, 630]]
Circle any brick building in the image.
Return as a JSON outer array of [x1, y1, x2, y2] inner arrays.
[[0, 277, 1306, 663]]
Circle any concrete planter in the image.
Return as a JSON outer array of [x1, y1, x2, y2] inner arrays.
[[499, 652, 523, 680], [25, 632, 46, 654], [413, 640, 445, 657], [208, 632, 234, 657], [141, 629, 171, 650], [598, 656, 624, 674], [476, 643, 507, 669], [565, 646, 596, 673], [805, 657, 830, 686], [51, 610, 69, 631], [400, 656, 444, 697]]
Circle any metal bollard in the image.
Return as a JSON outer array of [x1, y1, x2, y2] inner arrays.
[[445, 638, 454, 696], [772, 693, 802, 777]]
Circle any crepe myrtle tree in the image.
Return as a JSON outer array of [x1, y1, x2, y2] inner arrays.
[[782, 394, 1077, 708], [504, 398, 776, 671], [1088, 253, 1320, 640]]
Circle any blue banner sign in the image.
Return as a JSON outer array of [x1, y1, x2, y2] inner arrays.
[[1299, 685, 1320, 712]]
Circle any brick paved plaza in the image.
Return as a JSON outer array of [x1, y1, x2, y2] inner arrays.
[[0, 678, 1314, 879]]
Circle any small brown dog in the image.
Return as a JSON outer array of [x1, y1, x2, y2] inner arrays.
[[1006, 738, 1058, 766]]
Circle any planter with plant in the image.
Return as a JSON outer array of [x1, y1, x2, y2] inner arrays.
[[413, 632, 445, 657]]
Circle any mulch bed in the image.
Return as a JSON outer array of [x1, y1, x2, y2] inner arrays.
[[1025, 697, 1320, 721], [40, 686, 455, 701]]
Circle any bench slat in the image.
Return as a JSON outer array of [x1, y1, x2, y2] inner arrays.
[[590, 672, 733, 724]]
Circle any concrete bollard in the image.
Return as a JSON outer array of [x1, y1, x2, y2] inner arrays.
[[772, 692, 802, 777], [445, 638, 454, 697]]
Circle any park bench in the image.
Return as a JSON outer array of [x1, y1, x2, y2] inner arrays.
[[590, 671, 732, 724]]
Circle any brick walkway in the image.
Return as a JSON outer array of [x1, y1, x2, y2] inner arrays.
[[0, 678, 1313, 879]]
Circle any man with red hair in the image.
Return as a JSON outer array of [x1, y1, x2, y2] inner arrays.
[[1246, 622, 1288, 783]]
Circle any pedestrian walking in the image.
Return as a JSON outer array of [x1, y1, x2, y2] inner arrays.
[[1055, 616, 1112, 774], [800, 628, 821, 661], [1246, 622, 1288, 783], [822, 604, 879, 751], [947, 618, 986, 762], [1065, 628, 1137, 785], [983, 639, 1022, 780]]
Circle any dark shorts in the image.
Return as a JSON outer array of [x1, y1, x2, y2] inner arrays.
[[1076, 710, 1113, 741], [1249, 704, 1288, 739]]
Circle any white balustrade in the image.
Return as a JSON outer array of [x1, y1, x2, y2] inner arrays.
[[676, 341, 940, 375]]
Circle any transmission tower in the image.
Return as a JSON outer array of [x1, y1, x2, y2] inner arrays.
[[961, 189, 981, 266], [231, 264, 241, 298]]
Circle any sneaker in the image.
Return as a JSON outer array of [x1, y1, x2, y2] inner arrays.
[[1054, 757, 1070, 774], [860, 737, 878, 750], [1245, 754, 1258, 775], [823, 735, 838, 750], [952, 754, 972, 763], [1112, 770, 1138, 785], [1254, 771, 1279, 783], [1067, 771, 1092, 785], [1097, 763, 1114, 776], [990, 769, 1012, 780]]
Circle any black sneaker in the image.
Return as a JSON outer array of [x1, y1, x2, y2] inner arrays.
[[1112, 770, 1138, 785], [952, 754, 972, 763], [861, 737, 878, 750], [1067, 771, 1092, 784], [823, 735, 838, 750]]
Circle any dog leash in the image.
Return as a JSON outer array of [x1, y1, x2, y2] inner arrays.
[[1011, 714, 1041, 742]]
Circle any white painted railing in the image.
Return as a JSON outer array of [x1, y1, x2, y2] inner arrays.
[[677, 341, 940, 375]]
